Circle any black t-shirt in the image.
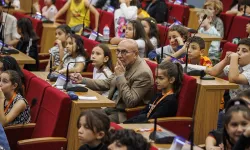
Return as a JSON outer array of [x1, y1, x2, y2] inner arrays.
[[79, 143, 108, 150]]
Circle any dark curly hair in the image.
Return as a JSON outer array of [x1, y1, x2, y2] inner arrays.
[[187, 36, 205, 50], [238, 38, 250, 48], [109, 129, 151, 150], [168, 25, 189, 42]]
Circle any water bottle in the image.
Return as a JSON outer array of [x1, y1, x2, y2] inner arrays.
[[103, 24, 110, 43]]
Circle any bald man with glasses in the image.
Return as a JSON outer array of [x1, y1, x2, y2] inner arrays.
[[71, 39, 154, 123]]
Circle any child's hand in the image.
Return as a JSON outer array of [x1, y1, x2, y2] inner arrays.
[[175, 37, 184, 46], [55, 39, 62, 46], [223, 51, 233, 64], [33, 2, 40, 12], [70, 73, 83, 84], [230, 52, 239, 59]]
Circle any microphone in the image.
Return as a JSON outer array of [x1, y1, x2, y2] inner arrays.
[[184, 14, 207, 74], [30, 0, 34, 17], [0, 1, 11, 53], [46, 53, 58, 81], [63, 60, 92, 92]]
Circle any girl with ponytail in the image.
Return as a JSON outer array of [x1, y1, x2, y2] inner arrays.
[[124, 61, 183, 123]]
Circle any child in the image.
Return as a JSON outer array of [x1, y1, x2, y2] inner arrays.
[[124, 61, 183, 123], [56, 34, 88, 74], [5, 0, 20, 9], [205, 38, 250, 99], [94, 0, 119, 11], [91, 44, 113, 97], [114, 0, 137, 37], [16, 18, 39, 71], [203, 0, 224, 38], [168, 36, 213, 67], [0, 70, 30, 126], [237, 0, 250, 17], [141, 17, 160, 49], [206, 98, 250, 150], [54, 0, 99, 32], [233, 125, 250, 150], [42, 0, 58, 21], [77, 109, 110, 150], [0, 56, 25, 84], [110, 20, 154, 57], [45, 24, 73, 72], [108, 129, 150, 150], [197, 9, 221, 65], [148, 25, 189, 61]]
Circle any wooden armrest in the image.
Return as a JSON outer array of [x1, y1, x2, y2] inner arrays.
[[18, 137, 67, 145], [125, 105, 146, 112], [38, 53, 49, 56], [55, 19, 66, 24], [39, 59, 49, 63], [4, 123, 36, 130], [198, 144, 205, 148], [148, 117, 192, 122]]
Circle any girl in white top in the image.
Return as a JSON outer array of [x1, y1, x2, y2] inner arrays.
[[34, 0, 58, 21], [110, 20, 154, 58], [91, 44, 113, 97], [114, 0, 137, 37], [141, 17, 160, 49], [57, 34, 88, 74]]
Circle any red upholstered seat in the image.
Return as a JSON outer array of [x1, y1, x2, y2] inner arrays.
[[220, 13, 235, 40], [90, 9, 115, 37], [22, 69, 36, 93], [25, 77, 50, 123], [157, 24, 169, 47], [220, 42, 237, 61], [152, 74, 197, 139], [166, 3, 190, 26], [227, 16, 250, 42], [221, 0, 233, 12], [145, 59, 157, 81]]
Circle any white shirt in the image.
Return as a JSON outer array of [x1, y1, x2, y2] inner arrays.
[[1, 12, 20, 44], [42, 5, 58, 21], [13, 0, 20, 9], [62, 54, 86, 70], [114, 3, 137, 37], [93, 66, 113, 97], [224, 64, 250, 99], [136, 39, 146, 58], [150, 37, 158, 49]]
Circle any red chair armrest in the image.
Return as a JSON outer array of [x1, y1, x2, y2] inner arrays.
[[4, 123, 36, 150], [125, 105, 146, 119], [17, 137, 67, 150], [148, 117, 193, 122]]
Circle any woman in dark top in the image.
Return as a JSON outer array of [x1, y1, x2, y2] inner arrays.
[[124, 61, 183, 123], [206, 98, 250, 150], [16, 18, 39, 71]]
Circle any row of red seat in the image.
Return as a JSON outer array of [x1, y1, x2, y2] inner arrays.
[[5, 70, 72, 150]]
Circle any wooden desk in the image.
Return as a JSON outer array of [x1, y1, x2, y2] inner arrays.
[[192, 76, 239, 144], [40, 23, 60, 53], [20, 0, 37, 14], [32, 71, 116, 150], [5, 51, 36, 68], [196, 33, 222, 56], [119, 123, 202, 150], [188, 8, 202, 30]]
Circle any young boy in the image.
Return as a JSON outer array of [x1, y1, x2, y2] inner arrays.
[[148, 25, 189, 61], [168, 36, 213, 67], [197, 9, 221, 65], [206, 38, 250, 99]]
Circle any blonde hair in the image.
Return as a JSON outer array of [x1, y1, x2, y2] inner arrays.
[[197, 9, 213, 18], [203, 0, 223, 15]]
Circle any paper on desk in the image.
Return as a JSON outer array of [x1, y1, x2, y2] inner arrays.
[[79, 96, 98, 100], [56, 86, 64, 90], [181, 64, 206, 71]]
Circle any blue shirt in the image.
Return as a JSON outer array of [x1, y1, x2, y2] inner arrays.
[[0, 124, 10, 150]]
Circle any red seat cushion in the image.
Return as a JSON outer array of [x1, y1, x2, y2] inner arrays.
[[227, 16, 250, 42], [157, 24, 169, 47], [32, 87, 71, 138], [166, 3, 190, 26], [220, 42, 238, 60], [22, 69, 36, 93], [25, 77, 50, 123], [220, 13, 235, 40]]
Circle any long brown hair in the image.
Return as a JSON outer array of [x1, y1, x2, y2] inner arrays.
[[3, 70, 23, 96]]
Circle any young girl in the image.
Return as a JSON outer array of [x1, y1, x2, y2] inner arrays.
[[206, 98, 250, 150], [94, 0, 119, 11], [45, 24, 73, 72], [54, 0, 99, 33], [77, 109, 110, 150], [149, 25, 189, 61], [6, 0, 20, 9], [110, 20, 154, 58], [124, 61, 183, 123], [114, 0, 137, 37], [91, 44, 113, 97], [0, 70, 30, 126], [141, 17, 160, 49], [203, 0, 224, 38], [0, 56, 25, 85], [16, 18, 39, 71], [56, 34, 88, 74], [34, 0, 58, 21]]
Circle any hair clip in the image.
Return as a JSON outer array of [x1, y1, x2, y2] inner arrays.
[[150, 20, 155, 24], [234, 101, 240, 105]]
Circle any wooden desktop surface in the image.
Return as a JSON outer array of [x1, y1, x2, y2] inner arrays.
[[7, 51, 36, 65], [188, 8, 202, 30], [119, 123, 202, 150], [31, 71, 115, 150]]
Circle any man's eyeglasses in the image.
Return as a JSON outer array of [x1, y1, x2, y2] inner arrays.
[[116, 49, 135, 56]]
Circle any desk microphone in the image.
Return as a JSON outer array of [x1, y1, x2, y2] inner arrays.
[[184, 14, 207, 74], [47, 52, 58, 81], [63, 60, 92, 92]]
